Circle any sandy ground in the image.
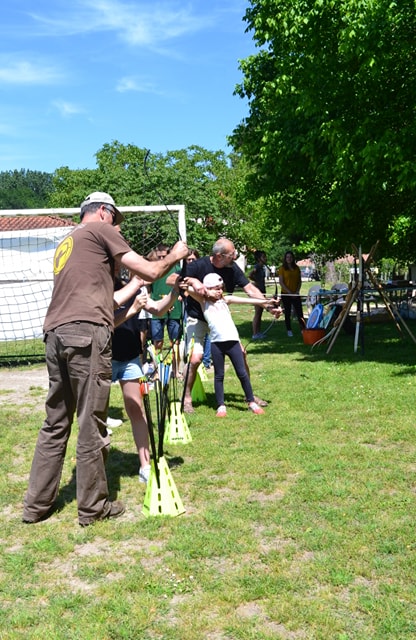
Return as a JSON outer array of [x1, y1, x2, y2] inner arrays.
[[0, 365, 48, 405]]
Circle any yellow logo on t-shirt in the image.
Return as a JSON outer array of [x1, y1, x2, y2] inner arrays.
[[53, 236, 73, 274]]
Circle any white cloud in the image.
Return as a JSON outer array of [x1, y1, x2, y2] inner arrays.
[[52, 99, 85, 117], [116, 76, 164, 95], [27, 0, 214, 47], [0, 59, 62, 85]]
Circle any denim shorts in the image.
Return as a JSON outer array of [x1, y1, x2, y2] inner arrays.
[[112, 356, 143, 382], [150, 318, 181, 342]]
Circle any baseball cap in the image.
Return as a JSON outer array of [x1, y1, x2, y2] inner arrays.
[[80, 192, 123, 225], [203, 273, 224, 288]]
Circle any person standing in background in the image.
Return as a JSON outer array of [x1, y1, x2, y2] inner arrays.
[[249, 250, 268, 339], [278, 250, 306, 337]]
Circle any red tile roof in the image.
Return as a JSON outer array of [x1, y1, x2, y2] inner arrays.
[[0, 215, 75, 232]]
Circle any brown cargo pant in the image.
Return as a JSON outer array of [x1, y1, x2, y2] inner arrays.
[[23, 322, 114, 526]]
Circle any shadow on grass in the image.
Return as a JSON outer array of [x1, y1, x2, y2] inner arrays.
[[238, 318, 416, 367], [53, 450, 138, 510], [54, 447, 185, 509], [197, 390, 272, 411]]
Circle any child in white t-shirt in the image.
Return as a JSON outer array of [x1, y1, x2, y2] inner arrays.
[[185, 272, 277, 417]]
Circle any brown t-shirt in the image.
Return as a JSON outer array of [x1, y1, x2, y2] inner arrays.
[[44, 222, 131, 332]]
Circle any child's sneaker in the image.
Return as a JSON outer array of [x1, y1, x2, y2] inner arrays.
[[107, 417, 123, 428], [216, 405, 227, 418], [139, 464, 151, 484], [248, 401, 265, 415]]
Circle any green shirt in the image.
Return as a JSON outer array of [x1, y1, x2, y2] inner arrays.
[[151, 267, 182, 320]]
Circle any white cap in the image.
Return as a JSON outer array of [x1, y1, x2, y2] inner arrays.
[[80, 192, 123, 225], [203, 273, 224, 288]]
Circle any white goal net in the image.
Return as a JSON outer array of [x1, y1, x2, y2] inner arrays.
[[0, 205, 186, 363]]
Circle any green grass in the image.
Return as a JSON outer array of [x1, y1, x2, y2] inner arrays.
[[0, 337, 45, 365], [1, 302, 416, 639]]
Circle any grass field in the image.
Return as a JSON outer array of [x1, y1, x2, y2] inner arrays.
[[1, 300, 416, 639]]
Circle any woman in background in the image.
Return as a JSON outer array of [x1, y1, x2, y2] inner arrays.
[[278, 251, 305, 337]]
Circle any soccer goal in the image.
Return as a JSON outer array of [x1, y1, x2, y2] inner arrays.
[[0, 204, 186, 364]]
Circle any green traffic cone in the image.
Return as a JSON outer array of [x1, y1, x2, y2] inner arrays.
[[141, 457, 186, 518], [164, 401, 192, 445], [191, 369, 206, 403], [198, 363, 208, 381]]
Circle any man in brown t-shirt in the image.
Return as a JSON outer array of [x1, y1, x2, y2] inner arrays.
[[23, 192, 188, 527]]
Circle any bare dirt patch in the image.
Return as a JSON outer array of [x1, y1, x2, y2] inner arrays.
[[0, 365, 48, 406]]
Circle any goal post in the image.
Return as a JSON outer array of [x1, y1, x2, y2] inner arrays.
[[0, 204, 186, 364], [0, 204, 186, 241]]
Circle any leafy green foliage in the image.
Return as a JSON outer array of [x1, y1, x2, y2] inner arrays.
[[231, 0, 416, 260], [49, 141, 281, 256], [0, 169, 54, 209], [0, 142, 283, 259]]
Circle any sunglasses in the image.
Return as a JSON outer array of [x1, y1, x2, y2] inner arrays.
[[103, 206, 117, 225]]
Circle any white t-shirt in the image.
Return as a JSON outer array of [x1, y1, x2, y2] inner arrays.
[[203, 298, 239, 342], [138, 286, 152, 319]]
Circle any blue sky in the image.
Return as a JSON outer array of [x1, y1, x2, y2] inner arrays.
[[0, 1, 256, 174]]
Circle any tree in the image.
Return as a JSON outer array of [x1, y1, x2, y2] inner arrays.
[[49, 141, 279, 256], [150, 145, 231, 254], [0, 170, 54, 209], [230, 0, 416, 261], [48, 166, 98, 210]]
